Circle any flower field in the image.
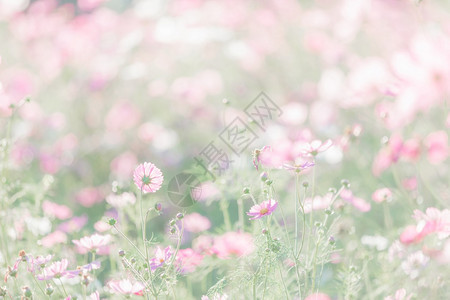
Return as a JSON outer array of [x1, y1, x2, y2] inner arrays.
[[0, 0, 450, 299]]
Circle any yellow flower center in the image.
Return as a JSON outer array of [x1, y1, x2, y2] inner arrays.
[[260, 208, 269, 215]]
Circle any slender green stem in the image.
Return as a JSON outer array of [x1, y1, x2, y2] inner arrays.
[[113, 225, 146, 260], [220, 200, 232, 231], [58, 278, 69, 297]]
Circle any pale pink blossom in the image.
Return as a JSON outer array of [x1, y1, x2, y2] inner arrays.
[[58, 215, 88, 233], [73, 233, 111, 253], [384, 288, 412, 300], [106, 192, 136, 208], [211, 232, 254, 259], [424, 131, 448, 164], [75, 187, 104, 207], [340, 190, 371, 212], [372, 188, 393, 203], [42, 200, 72, 220], [247, 199, 278, 220], [133, 162, 164, 193], [37, 259, 69, 280], [110, 151, 138, 180], [300, 139, 333, 157], [108, 279, 145, 296], [305, 293, 331, 300], [176, 248, 204, 273], [40, 230, 67, 248], [303, 193, 333, 213], [183, 213, 211, 233], [149, 246, 173, 271]]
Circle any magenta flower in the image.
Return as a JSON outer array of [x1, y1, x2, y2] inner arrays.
[[37, 259, 69, 280], [73, 233, 111, 253], [149, 246, 172, 271], [108, 279, 145, 296], [133, 162, 164, 193], [247, 199, 278, 220]]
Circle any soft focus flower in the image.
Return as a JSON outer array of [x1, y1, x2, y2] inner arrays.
[[149, 246, 172, 271], [340, 190, 371, 212], [304, 293, 331, 300], [106, 192, 136, 208], [75, 187, 104, 207], [283, 160, 315, 173], [211, 232, 254, 259], [247, 199, 278, 220], [73, 234, 111, 253], [58, 215, 89, 233], [40, 230, 67, 248], [176, 248, 204, 273], [183, 213, 211, 233], [37, 259, 69, 280], [401, 251, 429, 279], [108, 279, 145, 296], [133, 162, 164, 193], [42, 201, 72, 220], [384, 288, 412, 300], [303, 193, 333, 213], [372, 188, 393, 203], [301, 139, 333, 156], [424, 131, 449, 164]]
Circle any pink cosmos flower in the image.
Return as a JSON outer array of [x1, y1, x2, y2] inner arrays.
[[58, 215, 88, 233], [253, 146, 285, 170], [247, 199, 278, 220], [106, 192, 136, 208], [73, 233, 111, 253], [283, 161, 315, 173], [340, 190, 371, 212], [183, 213, 211, 233], [37, 259, 69, 280], [305, 293, 331, 300], [149, 246, 172, 271], [300, 139, 333, 157], [211, 232, 255, 259], [88, 291, 100, 300], [108, 279, 145, 296], [424, 131, 448, 164], [42, 200, 72, 220], [75, 187, 104, 207], [384, 288, 412, 300], [40, 230, 67, 248], [372, 188, 393, 203], [176, 248, 204, 273], [303, 193, 333, 213], [133, 162, 164, 193]]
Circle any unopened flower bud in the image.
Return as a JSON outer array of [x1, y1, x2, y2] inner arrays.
[[155, 203, 162, 212], [130, 257, 136, 264], [108, 218, 117, 226], [169, 219, 176, 226], [118, 250, 125, 257], [302, 182, 309, 188], [170, 227, 176, 234], [260, 172, 269, 181], [265, 179, 273, 185], [262, 228, 268, 235], [0, 286, 7, 297], [341, 179, 350, 188], [22, 286, 32, 298], [328, 187, 337, 194], [176, 213, 184, 220], [329, 236, 335, 245], [242, 187, 250, 194]]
